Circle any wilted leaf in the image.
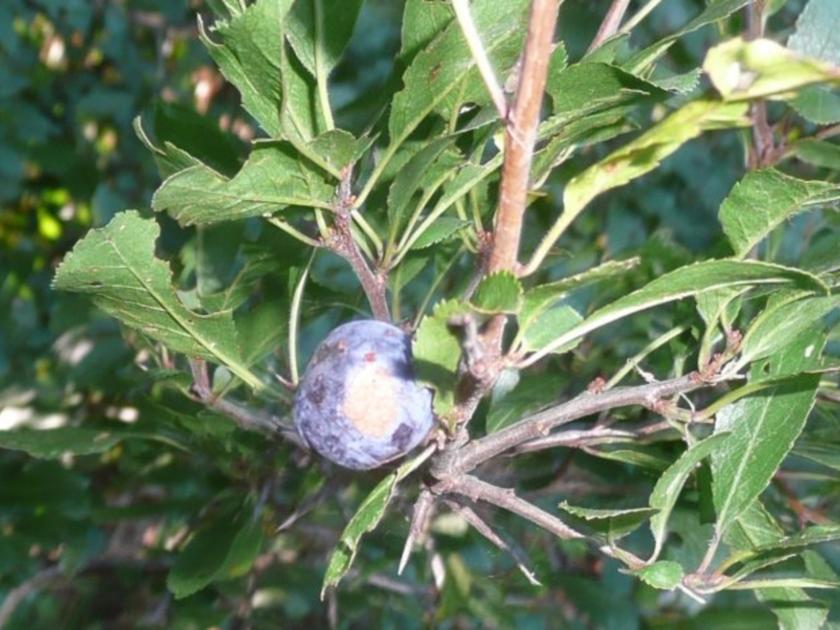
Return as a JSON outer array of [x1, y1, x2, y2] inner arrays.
[[704, 37, 840, 102], [560, 101, 749, 235]]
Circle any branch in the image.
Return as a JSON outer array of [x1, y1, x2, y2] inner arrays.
[[0, 566, 63, 627], [587, 0, 631, 53], [745, 0, 774, 169], [0, 557, 169, 628], [437, 373, 717, 474], [439, 474, 583, 540], [444, 499, 542, 585], [487, 0, 560, 277], [398, 487, 436, 575], [188, 359, 305, 447], [511, 426, 639, 455], [328, 170, 390, 321]]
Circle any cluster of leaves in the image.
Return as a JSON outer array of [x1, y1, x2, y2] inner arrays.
[[5, 0, 840, 627]]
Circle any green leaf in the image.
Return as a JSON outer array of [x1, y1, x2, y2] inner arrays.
[[388, 0, 528, 155], [400, 0, 454, 62], [200, 245, 278, 312], [321, 449, 431, 597], [53, 211, 263, 392], [561, 101, 750, 231], [409, 217, 470, 250], [625, 0, 750, 73], [519, 258, 641, 334], [0, 428, 124, 459], [152, 142, 334, 226], [413, 300, 470, 419], [790, 138, 840, 169], [546, 63, 665, 119], [200, 0, 294, 137], [736, 295, 837, 370], [725, 578, 840, 591], [278, 41, 329, 144], [286, 0, 363, 76], [583, 445, 671, 471], [719, 168, 840, 258], [711, 374, 821, 540], [558, 502, 657, 541], [218, 516, 264, 579], [471, 271, 522, 314], [237, 299, 287, 366], [632, 561, 684, 591], [704, 37, 840, 102], [521, 260, 826, 365], [521, 305, 583, 354], [724, 502, 834, 629], [788, 0, 840, 66], [387, 139, 457, 235], [167, 511, 263, 599], [648, 432, 732, 561], [755, 525, 840, 553], [531, 111, 638, 188], [486, 375, 560, 433], [790, 86, 840, 124], [793, 440, 840, 471]]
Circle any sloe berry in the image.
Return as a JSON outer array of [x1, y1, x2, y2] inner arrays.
[[293, 320, 435, 470]]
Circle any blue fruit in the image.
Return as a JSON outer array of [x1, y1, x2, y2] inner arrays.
[[293, 320, 435, 470]]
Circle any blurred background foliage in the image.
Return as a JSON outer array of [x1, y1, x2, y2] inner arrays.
[[2, 0, 840, 628]]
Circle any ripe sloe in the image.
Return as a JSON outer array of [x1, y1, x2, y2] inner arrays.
[[293, 320, 435, 470]]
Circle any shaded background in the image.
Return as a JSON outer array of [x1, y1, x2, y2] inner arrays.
[[3, 0, 838, 628]]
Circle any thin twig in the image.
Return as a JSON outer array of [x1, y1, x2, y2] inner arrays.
[[587, 0, 631, 53], [0, 566, 64, 627], [617, 0, 666, 37], [746, 0, 774, 170], [398, 488, 436, 575], [451, 0, 509, 120], [188, 359, 304, 446], [512, 426, 638, 455], [438, 474, 583, 540], [328, 169, 391, 321], [444, 499, 542, 585], [435, 372, 722, 475]]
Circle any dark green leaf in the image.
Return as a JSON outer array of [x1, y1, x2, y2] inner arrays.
[[521, 260, 826, 364], [53, 211, 264, 392], [200, 0, 295, 137], [649, 432, 732, 561], [471, 271, 522, 314], [719, 169, 840, 258], [0, 428, 123, 459], [712, 374, 821, 539], [152, 142, 334, 226], [631, 561, 684, 591]]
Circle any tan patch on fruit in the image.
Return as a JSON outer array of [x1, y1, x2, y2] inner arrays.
[[343, 366, 397, 438]]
